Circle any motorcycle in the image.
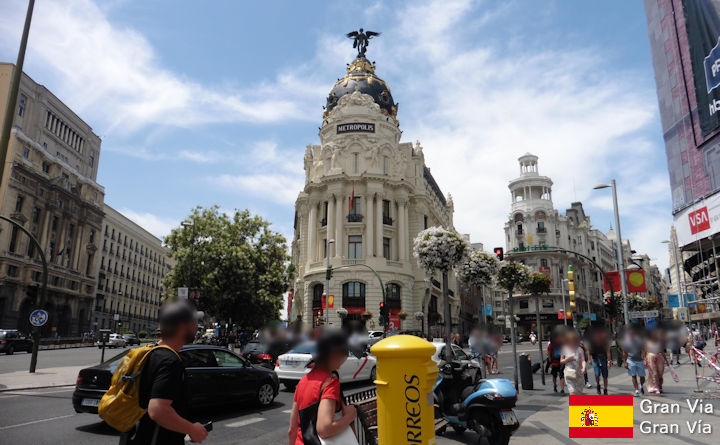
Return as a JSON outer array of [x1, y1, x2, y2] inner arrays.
[[434, 361, 519, 445]]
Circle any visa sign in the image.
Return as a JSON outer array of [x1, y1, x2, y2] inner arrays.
[[689, 207, 711, 234]]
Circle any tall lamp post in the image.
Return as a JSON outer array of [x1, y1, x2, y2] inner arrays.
[[325, 239, 335, 325], [181, 220, 195, 299], [662, 238, 686, 307], [594, 180, 630, 325]]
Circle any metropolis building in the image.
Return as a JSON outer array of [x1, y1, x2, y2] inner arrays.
[[290, 48, 460, 334]]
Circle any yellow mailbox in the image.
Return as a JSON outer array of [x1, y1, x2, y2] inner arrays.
[[371, 335, 438, 445]]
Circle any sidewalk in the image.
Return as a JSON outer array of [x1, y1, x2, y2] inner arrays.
[[0, 365, 82, 391]]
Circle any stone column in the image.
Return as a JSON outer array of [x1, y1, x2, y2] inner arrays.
[[307, 202, 317, 265], [402, 201, 410, 261], [335, 194, 343, 259], [72, 225, 84, 271], [39, 209, 51, 250], [398, 201, 407, 261], [327, 196, 336, 257], [366, 194, 374, 257], [375, 196, 383, 257]]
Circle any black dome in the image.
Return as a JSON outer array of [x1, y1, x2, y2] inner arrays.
[[324, 56, 398, 121]]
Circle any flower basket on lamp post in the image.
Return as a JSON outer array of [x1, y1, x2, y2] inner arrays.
[[398, 311, 408, 320], [337, 308, 348, 319], [361, 311, 373, 322]]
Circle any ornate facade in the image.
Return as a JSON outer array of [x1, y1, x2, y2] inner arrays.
[[290, 54, 459, 334]]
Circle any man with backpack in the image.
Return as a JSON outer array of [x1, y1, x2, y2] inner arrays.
[[121, 301, 207, 445]]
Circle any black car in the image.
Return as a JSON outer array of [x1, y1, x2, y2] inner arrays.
[[72, 345, 279, 414], [0, 329, 33, 355], [241, 340, 294, 369], [122, 334, 141, 346]]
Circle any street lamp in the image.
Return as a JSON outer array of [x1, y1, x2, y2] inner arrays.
[[594, 181, 630, 325], [325, 239, 335, 325], [181, 220, 195, 295]]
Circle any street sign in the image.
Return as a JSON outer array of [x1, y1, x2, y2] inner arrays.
[[113, 313, 120, 321], [645, 317, 658, 329], [505, 317, 512, 328], [178, 287, 189, 299], [29, 309, 48, 327], [590, 313, 597, 321], [483, 304, 493, 316], [628, 310, 659, 319]]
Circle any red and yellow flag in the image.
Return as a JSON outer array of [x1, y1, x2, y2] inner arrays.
[[569, 395, 633, 438]]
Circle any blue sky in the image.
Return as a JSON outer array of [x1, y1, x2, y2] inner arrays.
[[0, 0, 672, 270]]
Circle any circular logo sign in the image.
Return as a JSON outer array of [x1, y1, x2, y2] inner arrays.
[[29, 309, 49, 327]]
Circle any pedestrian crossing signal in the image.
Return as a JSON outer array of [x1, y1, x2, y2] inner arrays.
[[494, 247, 504, 261]]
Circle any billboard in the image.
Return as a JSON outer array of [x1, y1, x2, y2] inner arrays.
[[674, 190, 720, 246], [685, 0, 720, 135]]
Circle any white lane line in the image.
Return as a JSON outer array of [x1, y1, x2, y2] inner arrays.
[[0, 388, 74, 399], [0, 414, 74, 431], [225, 417, 266, 428], [282, 409, 293, 414]]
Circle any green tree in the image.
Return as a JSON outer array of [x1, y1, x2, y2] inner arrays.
[[164, 206, 289, 328]]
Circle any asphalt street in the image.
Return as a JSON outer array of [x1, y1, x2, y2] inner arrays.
[[0, 342, 546, 445]]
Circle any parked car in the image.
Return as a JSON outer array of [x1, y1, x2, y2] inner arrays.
[[367, 331, 385, 346], [275, 342, 377, 391], [0, 329, 33, 355], [122, 334, 141, 346], [72, 345, 279, 414], [94, 333, 126, 349], [241, 341, 275, 369]]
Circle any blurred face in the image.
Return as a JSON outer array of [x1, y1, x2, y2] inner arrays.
[[328, 349, 348, 371], [181, 321, 198, 344], [566, 333, 579, 347]]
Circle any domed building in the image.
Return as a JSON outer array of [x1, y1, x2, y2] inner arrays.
[[290, 47, 459, 335]]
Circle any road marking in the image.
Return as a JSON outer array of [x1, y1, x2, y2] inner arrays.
[[0, 388, 74, 399], [0, 414, 74, 431], [282, 409, 293, 413], [225, 417, 266, 428]]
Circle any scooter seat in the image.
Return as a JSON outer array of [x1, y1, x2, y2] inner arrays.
[[460, 386, 474, 401]]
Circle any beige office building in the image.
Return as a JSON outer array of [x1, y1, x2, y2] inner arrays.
[[0, 63, 105, 336], [94, 204, 171, 334]]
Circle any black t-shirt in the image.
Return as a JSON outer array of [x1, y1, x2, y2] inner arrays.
[[126, 347, 186, 445]]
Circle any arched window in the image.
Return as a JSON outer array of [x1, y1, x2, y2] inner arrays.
[[386, 283, 401, 309], [342, 281, 366, 307], [312, 284, 323, 309], [513, 213, 524, 222]]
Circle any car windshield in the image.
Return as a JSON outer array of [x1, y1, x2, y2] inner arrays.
[[288, 343, 315, 355], [242, 343, 266, 353], [0, 332, 6, 339]]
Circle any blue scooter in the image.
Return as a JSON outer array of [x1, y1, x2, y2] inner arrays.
[[434, 361, 519, 445]]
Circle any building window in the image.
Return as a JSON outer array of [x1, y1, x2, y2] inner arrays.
[[31, 207, 40, 223], [386, 283, 401, 309], [537, 221, 546, 233], [89, 229, 95, 244], [15, 195, 24, 212], [23, 148, 29, 159], [9, 227, 19, 253], [424, 215, 428, 230], [321, 201, 328, 226], [519, 299, 529, 309], [348, 235, 362, 259], [18, 94, 25, 116], [518, 242, 524, 250], [89, 151, 95, 167], [516, 223, 523, 235], [342, 281, 365, 307], [312, 284, 323, 309], [353, 153, 359, 173], [382, 200, 392, 225], [383, 156, 389, 175], [383, 237, 391, 260], [348, 197, 362, 222], [540, 258, 548, 268], [7, 265, 19, 277], [51, 216, 58, 231], [323, 239, 328, 258]]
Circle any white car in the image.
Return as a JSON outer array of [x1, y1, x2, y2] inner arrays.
[[367, 331, 385, 346], [95, 333, 126, 349], [275, 342, 377, 390], [430, 341, 481, 381]]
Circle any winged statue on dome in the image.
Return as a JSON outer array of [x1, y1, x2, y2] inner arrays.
[[346, 28, 381, 56]]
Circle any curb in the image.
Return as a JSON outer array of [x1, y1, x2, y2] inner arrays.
[[0, 383, 75, 393]]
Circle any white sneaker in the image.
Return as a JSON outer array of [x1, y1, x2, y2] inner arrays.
[[585, 383, 592, 388], [634, 390, 640, 397]]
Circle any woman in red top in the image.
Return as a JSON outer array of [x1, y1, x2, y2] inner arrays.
[[288, 331, 357, 445]]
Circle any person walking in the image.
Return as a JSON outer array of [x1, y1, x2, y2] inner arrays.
[[561, 330, 586, 395], [121, 301, 207, 445], [587, 326, 612, 395], [622, 328, 647, 397], [645, 330, 666, 394], [287, 331, 357, 445], [548, 334, 565, 393]]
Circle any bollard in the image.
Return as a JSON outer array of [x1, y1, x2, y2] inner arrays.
[[371, 335, 438, 445], [518, 353, 533, 390]]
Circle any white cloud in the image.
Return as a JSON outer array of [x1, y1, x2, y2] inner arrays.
[[0, 0, 324, 134], [118, 208, 178, 239]]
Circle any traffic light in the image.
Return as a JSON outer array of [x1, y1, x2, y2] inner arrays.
[[567, 265, 576, 316], [325, 266, 333, 281], [494, 247, 504, 261], [379, 302, 388, 324], [117, 321, 123, 327], [604, 296, 615, 316]]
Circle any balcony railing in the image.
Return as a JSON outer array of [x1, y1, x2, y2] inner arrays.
[[537, 227, 547, 234], [347, 214, 364, 223], [383, 216, 393, 225], [342, 297, 365, 308], [320, 218, 327, 227]]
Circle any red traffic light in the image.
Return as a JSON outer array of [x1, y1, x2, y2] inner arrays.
[[493, 247, 504, 261]]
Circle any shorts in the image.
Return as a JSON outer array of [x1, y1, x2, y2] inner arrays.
[[551, 365, 565, 378], [626, 358, 645, 377], [592, 357, 609, 379]]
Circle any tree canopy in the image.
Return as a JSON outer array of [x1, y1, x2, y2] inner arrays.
[[523, 272, 552, 296], [163, 206, 290, 328]]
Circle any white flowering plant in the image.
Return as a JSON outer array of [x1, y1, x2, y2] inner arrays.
[[457, 251, 499, 287], [496, 261, 531, 293], [413, 226, 468, 273]]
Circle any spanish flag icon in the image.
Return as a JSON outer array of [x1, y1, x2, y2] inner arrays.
[[569, 395, 633, 438]]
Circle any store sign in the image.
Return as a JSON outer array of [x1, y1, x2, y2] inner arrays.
[[674, 191, 720, 246], [336, 123, 375, 134], [684, 0, 720, 135]]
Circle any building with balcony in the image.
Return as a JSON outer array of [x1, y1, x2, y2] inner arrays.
[[290, 50, 459, 335], [93, 204, 171, 333], [0, 63, 104, 336], [504, 154, 615, 334]]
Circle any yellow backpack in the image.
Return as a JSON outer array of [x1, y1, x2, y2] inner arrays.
[[98, 344, 180, 432]]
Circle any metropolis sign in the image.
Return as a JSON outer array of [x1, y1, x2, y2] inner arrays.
[[336, 123, 375, 134]]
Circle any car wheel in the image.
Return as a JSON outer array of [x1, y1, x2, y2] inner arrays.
[[452, 425, 467, 433], [370, 366, 376, 382], [6, 345, 14, 355], [257, 382, 275, 407], [284, 382, 297, 391]]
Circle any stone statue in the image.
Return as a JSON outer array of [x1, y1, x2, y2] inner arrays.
[[346, 28, 381, 57], [414, 140, 423, 156], [304, 145, 314, 183]]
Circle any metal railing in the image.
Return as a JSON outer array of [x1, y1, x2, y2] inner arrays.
[[344, 387, 377, 445]]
